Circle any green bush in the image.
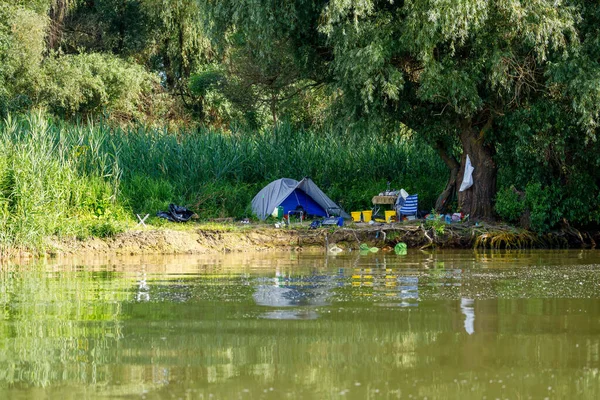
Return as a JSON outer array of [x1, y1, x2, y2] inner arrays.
[[525, 183, 560, 234], [495, 186, 525, 224], [87, 218, 126, 238], [120, 175, 176, 216], [0, 3, 47, 115], [41, 53, 164, 122], [496, 183, 560, 233]]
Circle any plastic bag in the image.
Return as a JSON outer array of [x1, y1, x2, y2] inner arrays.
[[394, 242, 408, 255], [459, 155, 474, 192]]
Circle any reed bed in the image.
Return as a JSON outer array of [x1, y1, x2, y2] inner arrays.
[[114, 122, 447, 217], [0, 114, 128, 255], [0, 113, 447, 253]]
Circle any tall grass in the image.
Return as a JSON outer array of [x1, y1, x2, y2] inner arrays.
[[0, 113, 127, 255], [0, 113, 447, 253], [114, 122, 447, 218]]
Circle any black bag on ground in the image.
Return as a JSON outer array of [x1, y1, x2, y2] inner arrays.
[[157, 204, 196, 222]]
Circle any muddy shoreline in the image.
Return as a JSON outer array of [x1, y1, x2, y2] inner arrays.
[[7, 221, 597, 261]]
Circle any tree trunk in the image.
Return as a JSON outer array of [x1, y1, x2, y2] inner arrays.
[[47, 0, 68, 51], [456, 119, 497, 220], [163, 38, 175, 89], [271, 93, 278, 125], [434, 141, 460, 213]]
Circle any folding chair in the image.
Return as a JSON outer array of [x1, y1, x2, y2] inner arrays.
[[397, 194, 418, 220]]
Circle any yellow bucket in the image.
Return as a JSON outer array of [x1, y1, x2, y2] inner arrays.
[[351, 211, 362, 222], [362, 210, 373, 222], [385, 210, 397, 223]]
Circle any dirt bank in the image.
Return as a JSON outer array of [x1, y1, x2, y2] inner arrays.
[[35, 221, 599, 260]]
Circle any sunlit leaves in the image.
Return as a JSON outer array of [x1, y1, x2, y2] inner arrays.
[[321, 0, 579, 118]]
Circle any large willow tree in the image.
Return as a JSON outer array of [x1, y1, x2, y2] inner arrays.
[[320, 0, 587, 219], [206, 0, 600, 220]]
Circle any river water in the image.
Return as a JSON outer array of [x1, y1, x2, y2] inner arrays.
[[1, 249, 599, 399]]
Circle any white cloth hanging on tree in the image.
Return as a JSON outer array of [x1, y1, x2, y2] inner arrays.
[[459, 155, 474, 192]]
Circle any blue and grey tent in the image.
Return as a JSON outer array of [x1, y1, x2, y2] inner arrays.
[[251, 177, 350, 220]]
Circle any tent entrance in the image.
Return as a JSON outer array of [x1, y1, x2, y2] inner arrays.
[[279, 189, 327, 217]]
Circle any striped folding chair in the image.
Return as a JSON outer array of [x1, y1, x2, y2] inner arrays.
[[398, 194, 418, 219]]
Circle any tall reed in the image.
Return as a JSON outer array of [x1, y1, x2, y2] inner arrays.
[[0, 113, 447, 253], [0, 113, 127, 255], [113, 122, 447, 217]]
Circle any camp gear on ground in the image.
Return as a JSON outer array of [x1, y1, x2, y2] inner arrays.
[[385, 210, 396, 223], [309, 220, 322, 229], [372, 187, 408, 220], [251, 177, 350, 220], [372, 194, 398, 204], [157, 204, 196, 222], [321, 216, 344, 226], [271, 206, 285, 219]]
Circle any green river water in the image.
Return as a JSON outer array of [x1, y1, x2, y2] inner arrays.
[[1, 250, 600, 399]]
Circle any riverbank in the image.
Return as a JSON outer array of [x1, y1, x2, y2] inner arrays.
[[6, 220, 598, 261]]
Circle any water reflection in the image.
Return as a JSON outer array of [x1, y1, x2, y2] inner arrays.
[[1, 250, 600, 400], [136, 269, 150, 302], [253, 270, 337, 319], [461, 297, 475, 335], [350, 258, 421, 307], [261, 309, 320, 320]]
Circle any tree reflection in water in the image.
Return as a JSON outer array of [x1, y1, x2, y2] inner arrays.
[[1, 251, 600, 400]]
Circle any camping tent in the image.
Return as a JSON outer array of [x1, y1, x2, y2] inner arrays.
[[251, 177, 350, 220]]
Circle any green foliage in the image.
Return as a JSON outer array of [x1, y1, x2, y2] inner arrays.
[[495, 182, 562, 233], [524, 183, 560, 234], [495, 187, 525, 224], [63, 0, 155, 56], [189, 66, 226, 97], [0, 113, 129, 254], [496, 100, 600, 231], [200, 0, 331, 128], [86, 217, 125, 238], [425, 213, 446, 236], [0, 3, 47, 115], [188, 65, 236, 125], [121, 175, 175, 216], [41, 53, 164, 122]]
